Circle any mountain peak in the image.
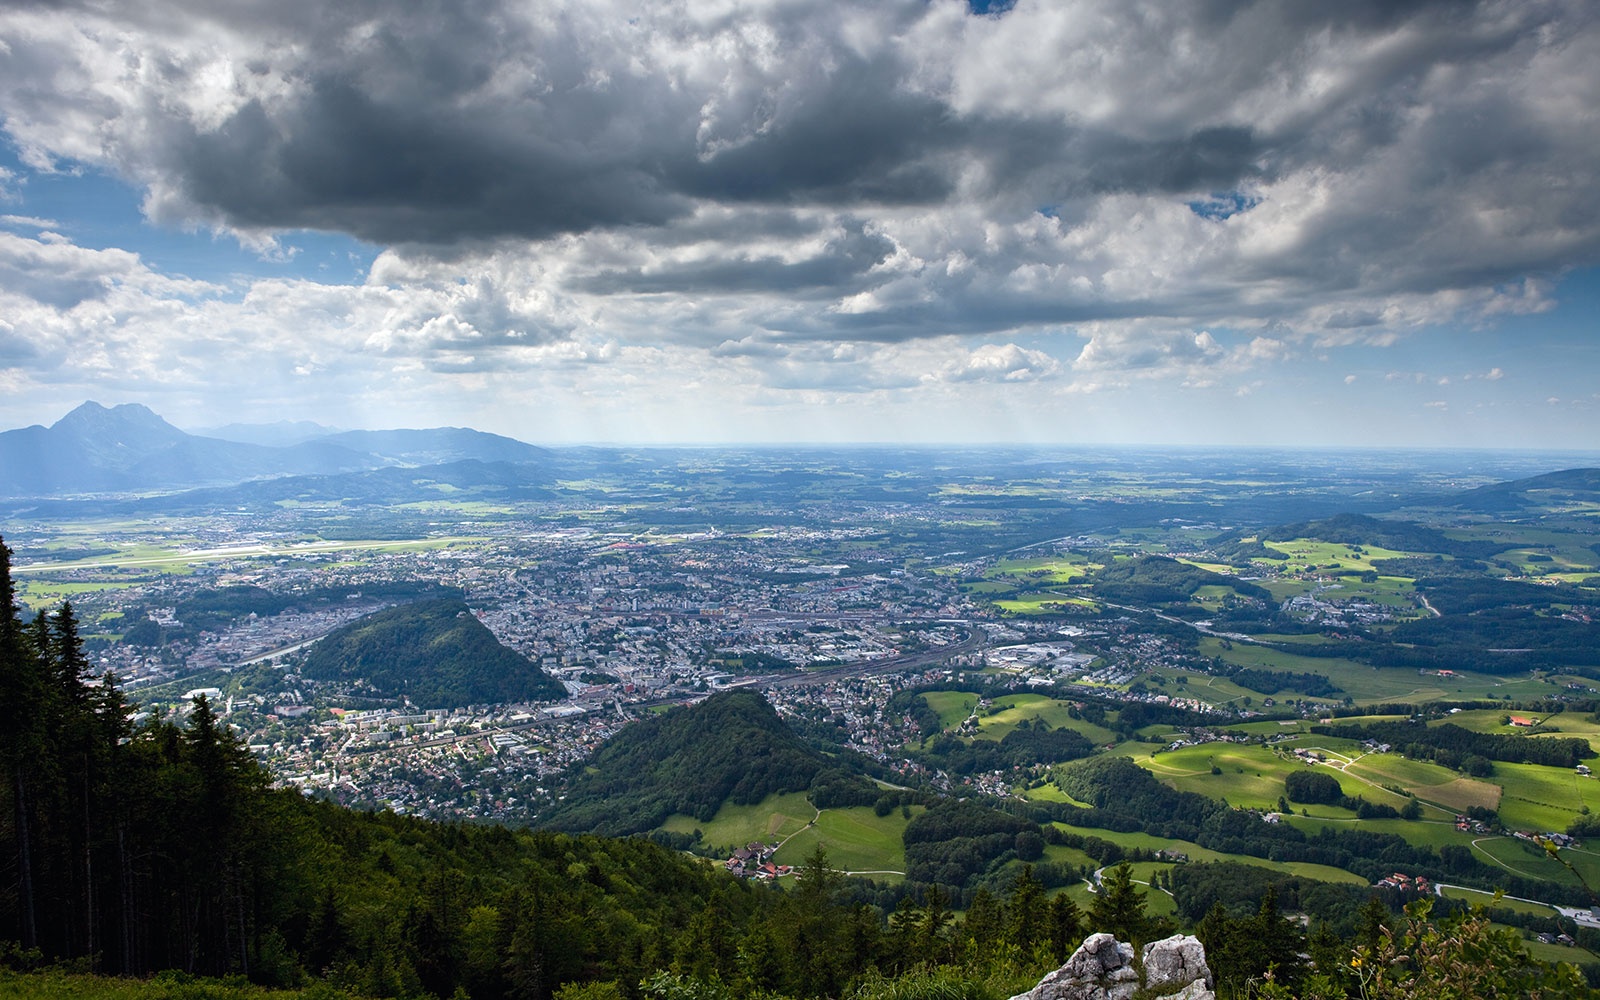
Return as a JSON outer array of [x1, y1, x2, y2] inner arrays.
[[52, 401, 186, 442]]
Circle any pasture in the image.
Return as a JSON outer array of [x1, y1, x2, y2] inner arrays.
[[1134, 743, 1412, 814], [660, 792, 920, 879], [659, 790, 816, 847], [1049, 822, 1368, 886], [973, 693, 1120, 745], [1491, 763, 1600, 833], [922, 691, 979, 730], [775, 805, 915, 878], [1197, 638, 1549, 704]]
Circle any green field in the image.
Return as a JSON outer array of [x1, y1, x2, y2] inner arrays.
[[993, 593, 1097, 615], [1437, 884, 1560, 919], [1260, 540, 1418, 573], [922, 691, 980, 729], [1136, 743, 1412, 814], [659, 792, 917, 879], [1491, 763, 1600, 832], [985, 556, 1091, 584], [1197, 638, 1554, 704], [1022, 782, 1094, 809], [1341, 753, 1501, 815], [659, 790, 817, 847], [974, 693, 1120, 745], [1468, 835, 1583, 886], [774, 804, 916, 878], [1050, 822, 1368, 885], [1444, 709, 1600, 754], [1149, 669, 1259, 708]]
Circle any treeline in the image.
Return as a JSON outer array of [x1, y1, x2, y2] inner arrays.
[[1313, 719, 1594, 769], [1226, 666, 1340, 698], [1, 544, 292, 976], [903, 799, 1043, 888], [1284, 770, 1409, 818]]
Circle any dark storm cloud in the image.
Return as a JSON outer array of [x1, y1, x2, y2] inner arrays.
[[2, 0, 1597, 353], [0, 0, 1300, 242]]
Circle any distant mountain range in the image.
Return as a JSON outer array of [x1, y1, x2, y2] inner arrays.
[[0, 401, 550, 497]]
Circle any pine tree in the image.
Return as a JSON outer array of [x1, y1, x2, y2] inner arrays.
[[0, 535, 42, 950], [1089, 863, 1151, 945], [1007, 864, 1047, 959], [1047, 892, 1083, 962]]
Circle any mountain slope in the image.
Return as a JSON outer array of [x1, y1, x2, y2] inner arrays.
[[0, 402, 554, 497], [1256, 512, 1506, 559], [314, 426, 550, 465], [299, 598, 564, 707], [0, 401, 373, 496], [1452, 467, 1600, 513], [539, 689, 844, 836]]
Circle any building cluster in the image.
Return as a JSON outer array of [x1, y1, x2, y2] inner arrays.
[[724, 842, 791, 879]]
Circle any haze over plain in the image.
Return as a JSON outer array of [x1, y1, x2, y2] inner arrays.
[[0, 1, 1597, 446]]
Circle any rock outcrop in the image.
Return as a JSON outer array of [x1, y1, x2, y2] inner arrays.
[[1008, 933, 1214, 1000]]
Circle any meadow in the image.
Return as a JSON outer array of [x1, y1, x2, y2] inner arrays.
[[659, 791, 918, 879], [972, 693, 1120, 745]]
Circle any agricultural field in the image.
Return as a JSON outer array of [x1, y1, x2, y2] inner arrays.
[[1437, 884, 1562, 919], [773, 804, 917, 878], [1049, 822, 1368, 886], [1133, 742, 1412, 814], [972, 693, 1120, 745], [1259, 540, 1418, 574], [992, 593, 1097, 615], [659, 790, 817, 848], [659, 791, 920, 879], [1490, 763, 1600, 833], [1147, 668, 1260, 708], [1341, 753, 1501, 815], [984, 555, 1092, 584], [1197, 637, 1559, 704], [922, 691, 980, 730], [1443, 709, 1600, 754]]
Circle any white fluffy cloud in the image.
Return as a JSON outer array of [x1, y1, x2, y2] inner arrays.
[[0, 0, 1596, 442]]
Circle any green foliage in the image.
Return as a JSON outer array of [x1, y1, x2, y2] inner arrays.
[[539, 690, 865, 835], [1090, 555, 1271, 605], [903, 800, 1041, 889], [1283, 770, 1343, 805], [1088, 863, 1162, 947], [300, 597, 563, 706], [1349, 900, 1589, 1000]]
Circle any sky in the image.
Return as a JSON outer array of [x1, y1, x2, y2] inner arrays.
[[0, 0, 1598, 447]]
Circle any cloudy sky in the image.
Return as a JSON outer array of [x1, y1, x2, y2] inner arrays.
[[1, 0, 1597, 447]]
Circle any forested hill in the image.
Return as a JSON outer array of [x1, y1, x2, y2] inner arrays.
[[1256, 512, 1506, 560], [299, 598, 564, 706], [538, 689, 873, 836], [1452, 467, 1600, 512]]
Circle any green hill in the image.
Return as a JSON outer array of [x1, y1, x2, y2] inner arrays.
[[1257, 512, 1505, 559], [1453, 467, 1600, 512], [299, 598, 563, 706], [539, 689, 870, 836]]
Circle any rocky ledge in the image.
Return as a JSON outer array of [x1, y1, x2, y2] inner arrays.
[[1008, 933, 1214, 1000]]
